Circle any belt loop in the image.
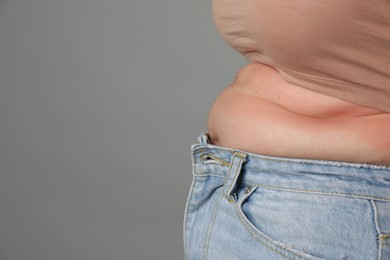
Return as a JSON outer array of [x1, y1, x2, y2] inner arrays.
[[223, 152, 248, 204], [197, 133, 210, 144]]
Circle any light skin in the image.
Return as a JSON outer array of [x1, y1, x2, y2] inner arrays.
[[208, 62, 390, 166], [209, 1, 390, 166]]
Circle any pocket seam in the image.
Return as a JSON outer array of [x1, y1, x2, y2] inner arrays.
[[234, 187, 326, 260], [242, 181, 390, 202], [202, 189, 225, 259], [183, 177, 198, 259]]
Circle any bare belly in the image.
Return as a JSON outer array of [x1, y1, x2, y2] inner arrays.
[[207, 62, 390, 166]]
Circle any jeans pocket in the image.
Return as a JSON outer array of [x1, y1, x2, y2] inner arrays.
[[234, 186, 325, 260], [234, 186, 378, 260]]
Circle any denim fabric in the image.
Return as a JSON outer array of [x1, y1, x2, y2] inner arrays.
[[183, 133, 390, 260]]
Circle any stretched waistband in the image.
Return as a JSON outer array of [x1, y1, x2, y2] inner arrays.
[[192, 133, 390, 202]]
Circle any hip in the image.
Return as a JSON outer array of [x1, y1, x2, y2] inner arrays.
[[207, 63, 390, 166], [184, 133, 390, 259]]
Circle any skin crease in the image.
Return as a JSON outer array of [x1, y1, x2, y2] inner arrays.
[[207, 62, 390, 166], [208, 0, 390, 166]]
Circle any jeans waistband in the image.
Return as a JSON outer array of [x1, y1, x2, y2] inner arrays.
[[192, 133, 390, 202]]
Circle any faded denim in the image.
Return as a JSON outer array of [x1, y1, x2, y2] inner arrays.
[[184, 133, 390, 260]]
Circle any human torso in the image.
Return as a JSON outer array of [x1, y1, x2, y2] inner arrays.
[[207, 62, 390, 166], [208, 0, 390, 166]]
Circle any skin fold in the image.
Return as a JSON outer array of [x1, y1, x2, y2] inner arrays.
[[207, 62, 390, 166], [208, 0, 390, 166]]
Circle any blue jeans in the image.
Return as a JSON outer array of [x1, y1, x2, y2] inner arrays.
[[183, 133, 390, 260]]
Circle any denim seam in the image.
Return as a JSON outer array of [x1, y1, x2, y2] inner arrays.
[[194, 172, 390, 201], [183, 149, 199, 260], [236, 216, 294, 260], [194, 173, 225, 178], [234, 189, 294, 259], [371, 201, 382, 235], [191, 176, 390, 201], [370, 200, 381, 260], [183, 176, 197, 260], [183, 150, 198, 260], [243, 182, 390, 202], [192, 146, 390, 170], [234, 188, 322, 260], [223, 158, 236, 199], [223, 152, 247, 200], [202, 189, 224, 260]]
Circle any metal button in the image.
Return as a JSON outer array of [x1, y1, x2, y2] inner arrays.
[[244, 186, 252, 194]]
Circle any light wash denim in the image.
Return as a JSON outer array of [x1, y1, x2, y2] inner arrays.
[[184, 133, 390, 260]]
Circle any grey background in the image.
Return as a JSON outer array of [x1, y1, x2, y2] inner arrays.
[[0, 0, 245, 259]]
